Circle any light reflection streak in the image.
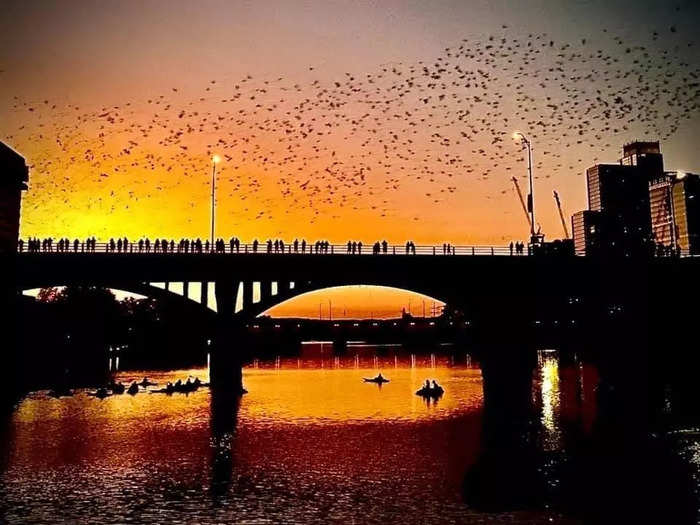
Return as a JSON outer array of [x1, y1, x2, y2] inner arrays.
[[539, 353, 562, 450]]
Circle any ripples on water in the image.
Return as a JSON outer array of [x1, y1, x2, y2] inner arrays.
[[0, 350, 696, 524]]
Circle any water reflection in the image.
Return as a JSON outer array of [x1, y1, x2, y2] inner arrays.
[[0, 348, 698, 524], [209, 388, 240, 502]]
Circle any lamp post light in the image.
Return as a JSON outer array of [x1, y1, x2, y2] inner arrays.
[[513, 132, 537, 245], [210, 155, 221, 249]]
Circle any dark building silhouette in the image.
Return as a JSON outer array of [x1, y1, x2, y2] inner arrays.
[[0, 142, 29, 253], [650, 171, 700, 255], [619, 141, 665, 177], [573, 141, 662, 256], [571, 210, 602, 256]]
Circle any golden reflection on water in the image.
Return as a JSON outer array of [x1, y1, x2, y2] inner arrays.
[[241, 364, 483, 424], [2, 352, 609, 524]]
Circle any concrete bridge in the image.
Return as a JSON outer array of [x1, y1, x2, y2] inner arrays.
[[13, 250, 697, 394], [13, 250, 662, 322]]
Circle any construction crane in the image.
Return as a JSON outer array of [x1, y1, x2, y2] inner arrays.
[[511, 177, 532, 230], [553, 190, 570, 239]]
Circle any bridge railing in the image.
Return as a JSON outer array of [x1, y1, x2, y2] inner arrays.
[[17, 240, 699, 257], [17, 240, 523, 256]]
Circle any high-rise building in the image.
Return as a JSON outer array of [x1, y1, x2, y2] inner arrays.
[[0, 142, 29, 253], [620, 141, 664, 179], [573, 141, 662, 256], [650, 171, 700, 255], [649, 174, 675, 249], [571, 210, 602, 256]]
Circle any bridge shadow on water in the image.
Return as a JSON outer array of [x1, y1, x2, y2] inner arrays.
[[463, 345, 698, 524], [209, 388, 241, 503]]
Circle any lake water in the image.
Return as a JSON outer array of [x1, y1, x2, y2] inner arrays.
[[1, 348, 698, 524]]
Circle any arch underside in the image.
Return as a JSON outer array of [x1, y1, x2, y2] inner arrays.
[[20, 277, 452, 323]]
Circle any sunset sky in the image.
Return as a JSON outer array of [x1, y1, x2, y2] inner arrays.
[[3, 0, 699, 317]]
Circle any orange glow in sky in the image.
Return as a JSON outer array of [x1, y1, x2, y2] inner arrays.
[[264, 285, 445, 319]]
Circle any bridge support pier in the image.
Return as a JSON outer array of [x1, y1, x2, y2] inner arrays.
[[210, 279, 245, 394], [463, 343, 539, 511], [479, 345, 537, 438]]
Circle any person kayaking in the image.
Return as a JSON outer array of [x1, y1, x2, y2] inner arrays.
[[416, 379, 444, 398], [127, 382, 139, 395], [140, 377, 157, 387], [363, 372, 389, 383], [110, 381, 125, 394], [91, 387, 110, 399]]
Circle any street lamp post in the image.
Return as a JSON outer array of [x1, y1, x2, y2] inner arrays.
[[513, 132, 537, 245], [210, 155, 221, 249]]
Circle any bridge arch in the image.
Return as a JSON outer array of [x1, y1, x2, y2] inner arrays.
[[20, 281, 218, 323]]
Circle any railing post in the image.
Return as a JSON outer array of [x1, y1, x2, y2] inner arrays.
[[491, 247, 494, 255], [433, 246, 436, 255], [472, 247, 475, 256]]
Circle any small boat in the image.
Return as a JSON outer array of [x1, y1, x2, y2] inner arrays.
[[89, 387, 111, 399], [152, 382, 175, 394], [363, 374, 390, 384], [109, 382, 125, 394], [139, 377, 157, 387], [416, 385, 444, 398], [48, 388, 73, 398]]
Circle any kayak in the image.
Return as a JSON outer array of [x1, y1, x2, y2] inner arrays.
[[363, 377, 390, 383], [48, 389, 73, 398], [89, 389, 111, 399], [110, 383, 125, 394]]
